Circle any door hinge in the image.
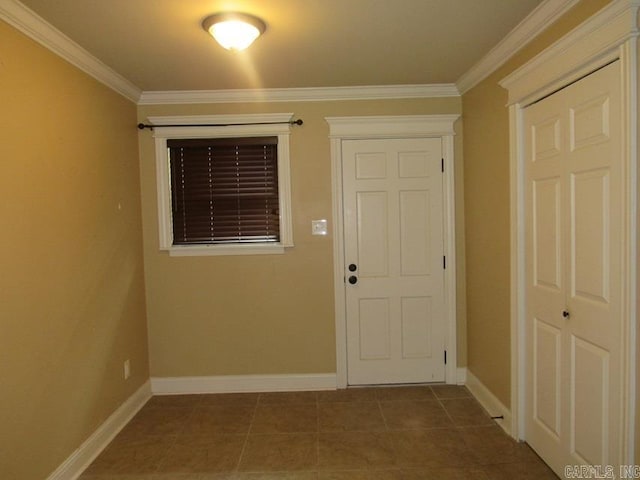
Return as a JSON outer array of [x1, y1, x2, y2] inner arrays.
[[444, 350, 447, 365], [443, 256, 446, 269], [441, 158, 444, 172]]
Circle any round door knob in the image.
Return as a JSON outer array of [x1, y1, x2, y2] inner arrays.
[[348, 264, 357, 272], [562, 310, 570, 318], [348, 275, 358, 285]]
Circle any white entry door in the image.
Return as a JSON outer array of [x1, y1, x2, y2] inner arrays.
[[342, 138, 446, 385], [524, 62, 622, 474]]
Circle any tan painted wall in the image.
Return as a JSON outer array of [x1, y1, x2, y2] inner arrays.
[[462, 0, 612, 408], [0, 22, 148, 479], [138, 99, 466, 377]]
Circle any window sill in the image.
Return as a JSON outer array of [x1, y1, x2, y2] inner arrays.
[[164, 243, 293, 257]]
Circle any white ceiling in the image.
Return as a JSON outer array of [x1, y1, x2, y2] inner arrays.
[[17, 0, 543, 92]]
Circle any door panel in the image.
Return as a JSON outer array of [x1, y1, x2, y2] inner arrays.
[[358, 298, 391, 360], [571, 169, 610, 303], [524, 62, 621, 476], [401, 296, 432, 359], [532, 116, 562, 161], [356, 152, 387, 179], [399, 190, 431, 276], [526, 87, 566, 470], [533, 318, 562, 437], [533, 177, 562, 289], [343, 138, 445, 385], [570, 95, 610, 151], [571, 336, 610, 465], [356, 191, 389, 276]]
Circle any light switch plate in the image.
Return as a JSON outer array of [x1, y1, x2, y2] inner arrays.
[[311, 219, 328, 236]]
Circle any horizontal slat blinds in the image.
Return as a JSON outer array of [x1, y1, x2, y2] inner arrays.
[[168, 137, 279, 245]]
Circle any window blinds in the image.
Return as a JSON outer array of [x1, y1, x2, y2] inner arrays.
[[167, 137, 279, 245]]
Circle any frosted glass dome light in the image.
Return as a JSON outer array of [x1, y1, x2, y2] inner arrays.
[[202, 13, 266, 51]]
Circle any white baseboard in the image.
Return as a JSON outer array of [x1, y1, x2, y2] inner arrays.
[[46, 380, 152, 480], [456, 367, 467, 385], [151, 373, 338, 395], [465, 369, 513, 437]]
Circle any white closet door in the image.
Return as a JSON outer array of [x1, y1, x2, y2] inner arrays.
[[524, 62, 622, 474]]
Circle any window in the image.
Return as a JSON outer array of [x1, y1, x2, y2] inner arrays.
[[152, 114, 294, 256], [168, 137, 280, 245]]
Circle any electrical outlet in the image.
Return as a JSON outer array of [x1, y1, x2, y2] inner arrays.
[[123, 359, 131, 380]]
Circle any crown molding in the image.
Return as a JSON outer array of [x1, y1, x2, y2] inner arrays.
[[456, 0, 581, 94], [500, 0, 640, 105], [0, 0, 141, 102], [137, 84, 460, 105], [0, 0, 457, 105]]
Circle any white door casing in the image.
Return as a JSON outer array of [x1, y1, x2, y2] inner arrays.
[[500, 0, 637, 466], [342, 138, 445, 385], [326, 115, 459, 388], [524, 62, 622, 474]]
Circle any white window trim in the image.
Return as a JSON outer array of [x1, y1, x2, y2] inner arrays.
[[150, 113, 294, 256]]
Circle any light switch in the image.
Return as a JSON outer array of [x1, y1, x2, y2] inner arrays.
[[311, 219, 328, 236]]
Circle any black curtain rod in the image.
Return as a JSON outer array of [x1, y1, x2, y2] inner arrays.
[[137, 119, 303, 131]]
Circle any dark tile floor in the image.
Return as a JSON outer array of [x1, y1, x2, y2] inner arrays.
[[79, 385, 558, 479]]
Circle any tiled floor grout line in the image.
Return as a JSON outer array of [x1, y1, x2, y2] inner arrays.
[[431, 389, 541, 473], [233, 394, 261, 474], [375, 394, 399, 470], [375, 395, 391, 432], [431, 387, 462, 428], [153, 399, 197, 474]]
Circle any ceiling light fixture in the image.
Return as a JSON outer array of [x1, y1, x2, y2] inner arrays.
[[202, 12, 266, 51]]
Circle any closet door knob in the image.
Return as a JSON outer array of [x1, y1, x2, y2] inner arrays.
[[562, 310, 570, 319]]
